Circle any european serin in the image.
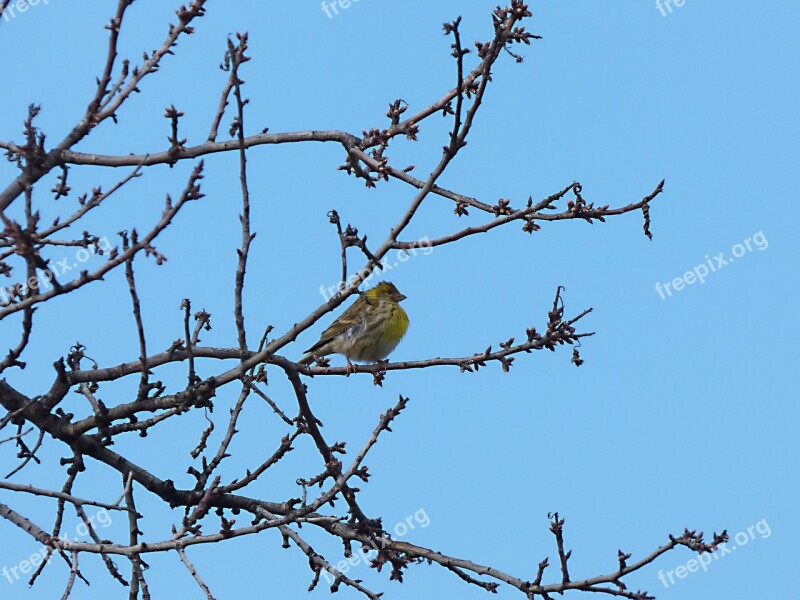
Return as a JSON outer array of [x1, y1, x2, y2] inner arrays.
[[300, 281, 409, 370]]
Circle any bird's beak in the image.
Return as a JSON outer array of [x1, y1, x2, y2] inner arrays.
[[395, 293, 407, 302]]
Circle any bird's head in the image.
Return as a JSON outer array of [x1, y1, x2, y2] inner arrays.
[[367, 281, 407, 303]]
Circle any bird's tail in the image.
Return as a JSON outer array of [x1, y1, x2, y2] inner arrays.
[[298, 354, 315, 365]]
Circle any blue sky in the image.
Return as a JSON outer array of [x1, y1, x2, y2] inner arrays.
[[0, 1, 797, 599]]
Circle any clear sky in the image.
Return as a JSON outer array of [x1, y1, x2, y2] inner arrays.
[[0, 1, 797, 599]]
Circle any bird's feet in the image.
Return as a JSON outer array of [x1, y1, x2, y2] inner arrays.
[[345, 358, 357, 377]]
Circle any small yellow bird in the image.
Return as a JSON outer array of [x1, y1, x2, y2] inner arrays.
[[300, 281, 409, 370]]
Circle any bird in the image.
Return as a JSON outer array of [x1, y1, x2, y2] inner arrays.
[[299, 281, 409, 372]]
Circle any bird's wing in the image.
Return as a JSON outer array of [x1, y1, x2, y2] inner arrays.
[[303, 297, 369, 353]]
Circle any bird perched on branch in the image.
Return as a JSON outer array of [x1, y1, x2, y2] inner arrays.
[[300, 281, 409, 372]]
